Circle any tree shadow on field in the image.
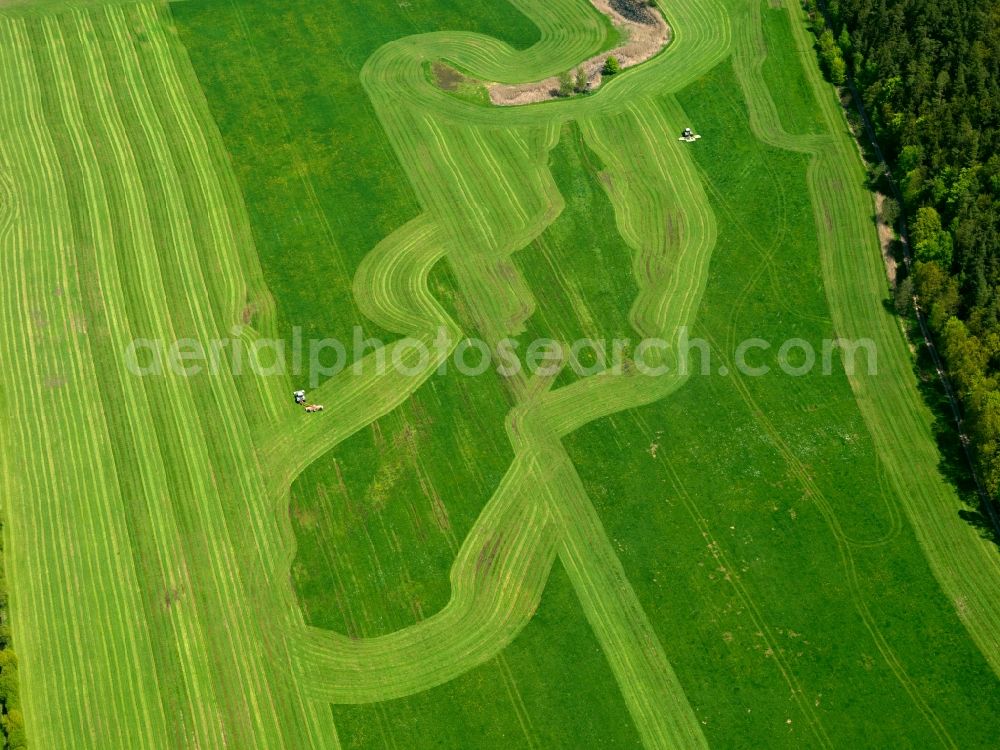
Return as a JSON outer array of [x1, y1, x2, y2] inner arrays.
[[833, 50, 1000, 554], [959, 509, 1000, 550], [911, 336, 1000, 553]]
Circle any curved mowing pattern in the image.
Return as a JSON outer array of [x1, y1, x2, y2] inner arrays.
[[733, 0, 1000, 681], [1, 0, 996, 748], [0, 0, 727, 747], [264, 3, 730, 747]]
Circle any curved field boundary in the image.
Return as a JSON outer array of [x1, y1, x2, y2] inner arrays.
[[488, 0, 671, 106], [736, 0, 1000, 686], [243, 0, 732, 747], [283, 83, 721, 744], [788, 0, 1000, 681], [358, 0, 731, 128], [264, 3, 732, 746]]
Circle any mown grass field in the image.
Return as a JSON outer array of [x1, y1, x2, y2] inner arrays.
[[568, 21, 1000, 746], [0, 0, 997, 748]]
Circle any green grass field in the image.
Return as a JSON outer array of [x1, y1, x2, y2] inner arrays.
[[0, 0, 997, 748]]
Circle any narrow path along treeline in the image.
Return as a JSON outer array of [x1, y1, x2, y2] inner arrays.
[[803, 0, 1000, 517]]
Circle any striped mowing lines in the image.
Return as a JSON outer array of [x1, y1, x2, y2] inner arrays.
[[0, 5, 336, 747], [0, 1, 727, 747], [2, 0, 997, 749], [0, 17, 169, 747], [741, 0, 1000, 684]]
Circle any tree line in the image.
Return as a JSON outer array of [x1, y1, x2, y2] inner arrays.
[[804, 0, 1000, 497], [0, 521, 26, 749]]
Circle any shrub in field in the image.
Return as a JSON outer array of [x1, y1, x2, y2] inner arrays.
[[558, 70, 574, 97], [602, 56, 620, 76]]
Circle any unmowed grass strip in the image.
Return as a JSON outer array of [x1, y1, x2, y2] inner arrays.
[[758, 1, 826, 136]]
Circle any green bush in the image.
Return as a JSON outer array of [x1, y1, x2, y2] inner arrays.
[[816, 29, 847, 84], [557, 70, 573, 97]]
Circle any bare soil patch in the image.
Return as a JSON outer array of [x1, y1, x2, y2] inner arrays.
[[874, 192, 898, 285], [487, 0, 671, 106], [432, 61, 464, 92]]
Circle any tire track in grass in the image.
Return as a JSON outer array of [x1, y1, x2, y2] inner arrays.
[[702, 323, 954, 747], [774, 1, 1000, 677], [628, 411, 835, 747], [14, 2, 950, 748], [717, 1, 988, 743]]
